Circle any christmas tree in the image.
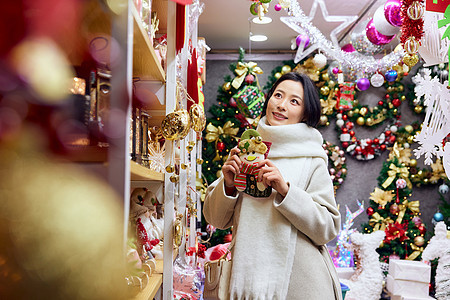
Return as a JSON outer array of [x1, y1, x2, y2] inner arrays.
[[362, 139, 428, 262]]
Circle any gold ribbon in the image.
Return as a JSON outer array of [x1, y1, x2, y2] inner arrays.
[[205, 121, 239, 143], [369, 212, 393, 231], [407, 244, 424, 261], [231, 62, 264, 89], [382, 163, 412, 189], [396, 200, 420, 224]]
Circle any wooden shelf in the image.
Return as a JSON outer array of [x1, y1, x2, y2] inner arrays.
[[130, 160, 164, 181], [130, 273, 162, 300]]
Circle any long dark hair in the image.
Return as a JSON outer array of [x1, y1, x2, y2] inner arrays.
[[261, 72, 321, 127]]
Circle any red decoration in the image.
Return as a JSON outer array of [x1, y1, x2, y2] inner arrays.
[[374, 138, 379, 144], [385, 130, 391, 136], [187, 49, 199, 110], [346, 121, 354, 129], [367, 207, 375, 216], [176, 4, 186, 53], [223, 233, 232, 243], [170, 0, 193, 4], [349, 131, 355, 137], [198, 244, 206, 259], [245, 74, 255, 84], [342, 142, 349, 148], [400, 0, 424, 45], [381, 144, 387, 150], [390, 203, 400, 215], [392, 98, 401, 107], [418, 225, 426, 234], [378, 100, 384, 106], [217, 141, 225, 152], [384, 222, 409, 244]]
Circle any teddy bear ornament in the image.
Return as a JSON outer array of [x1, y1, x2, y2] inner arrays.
[[234, 129, 272, 198]]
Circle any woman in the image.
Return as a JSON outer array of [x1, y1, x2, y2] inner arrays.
[[203, 72, 342, 299]]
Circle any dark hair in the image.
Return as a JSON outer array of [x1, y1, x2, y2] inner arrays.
[[261, 72, 321, 127]]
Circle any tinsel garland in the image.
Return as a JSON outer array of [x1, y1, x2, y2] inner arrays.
[[400, 0, 424, 45]]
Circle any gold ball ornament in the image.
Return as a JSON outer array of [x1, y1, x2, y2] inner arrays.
[[196, 158, 204, 165], [407, 1, 425, 20], [347, 110, 354, 117], [216, 170, 222, 178], [414, 236, 425, 247], [398, 85, 404, 92], [186, 144, 194, 152], [356, 117, 365, 126], [404, 37, 419, 54], [189, 104, 206, 132], [359, 107, 368, 116], [403, 54, 419, 67], [423, 178, 429, 184], [401, 95, 406, 101], [405, 125, 414, 133], [365, 117, 373, 125], [281, 65, 292, 74], [410, 159, 418, 167], [222, 82, 231, 91], [407, 136, 415, 144], [414, 106, 423, 113], [319, 115, 328, 125], [328, 80, 335, 88], [180, 163, 188, 170], [170, 174, 180, 183], [320, 86, 330, 96], [161, 109, 191, 140], [165, 164, 175, 173], [322, 73, 330, 82], [274, 72, 282, 79]]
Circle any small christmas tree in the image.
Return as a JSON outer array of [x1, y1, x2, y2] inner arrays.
[[362, 140, 427, 262]]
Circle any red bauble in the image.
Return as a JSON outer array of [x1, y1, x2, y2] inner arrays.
[[378, 100, 384, 106], [367, 207, 375, 216], [342, 128, 348, 133], [385, 130, 391, 136], [342, 114, 348, 121], [223, 233, 233, 243], [392, 98, 401, 107], [390, 203, 400, 215], [366, 139, 373, 145], [418, 225, 426, 235], [385, 94, 390, 99], [245, 74, 255, 84], [373, 138, 380, 144], [349, 130, 355, 137], [355, 146, 362, 154], [229, 98, 237, 107], [389, 135, 396, 143], [217, 141, 225, 151], [381, 144, 387, 150], [346, 122, 354, 129], [342, 142, 349, 149]]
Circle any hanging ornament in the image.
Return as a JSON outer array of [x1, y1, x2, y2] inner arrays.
[[189, 104, 206, 133], [390, 203, 400, 215], [407, 1, 424, 20], [384, 0, 402, 27], [414, 236, 425, 247], [229, 98, 237, 107], [250, 2, 259, 15], [281, 65, 292, 74], [433, 212, 444, 222], [356, 78, 370, 91], [245, 74, 255, 84], [412, 216, 422, 227], [370, 73, 385, 87], [392, 98, 401, 108], [222, 82, 231, 91], [161, 109, 191, 140], [296, 34, 310, 48], [385, 70, 398, 82], [274, 3, 282, 11], [439, 183, 449, 194], [396, 178, 407, 189], [418, 225, 426, 234], [366, 18, 396, 45], [403, 53, 419, 67], [367, 207, 375, 216], [320, 86, 330, 96], [217, 141, 225, 152], [404, 36, 419, 54], [312, 53, 327, 69], [274, 72, 282, 79]]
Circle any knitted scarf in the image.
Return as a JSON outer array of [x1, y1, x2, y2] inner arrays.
[[229, 117, 328, 300]]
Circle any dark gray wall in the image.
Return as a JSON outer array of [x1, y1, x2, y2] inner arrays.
[[203, 59, 446, 232]]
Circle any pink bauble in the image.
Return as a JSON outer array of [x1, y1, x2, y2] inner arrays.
[[296, 34, 310, 47], [245, 74, 255, 84], [366, 19, 395, 45], [384, 0, 402, 27], [332, 67, 340, 74], [274, 3, 282, 11], [356, 78, 370, 91], [396, 178, 407, 189], [341, 43, 356, 53], [412, 216, 422, 227]]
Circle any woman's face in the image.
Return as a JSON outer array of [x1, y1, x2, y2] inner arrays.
[[265, 79, 305, 126]]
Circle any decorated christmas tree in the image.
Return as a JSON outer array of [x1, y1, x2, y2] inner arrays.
[[362, 140, 428, 262]]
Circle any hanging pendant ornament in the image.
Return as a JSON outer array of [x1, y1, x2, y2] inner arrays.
[[356, 77, 370, 91], [403, 53, 419, 67], [370, 73, 385, 87], [222, 82, 231, 92], [385, 70, 398, 82], [189, 104, 206, 133], [161, 109, 191, 140], [166, 164, 175, 173], [404, 36, 419, 54], [312, 53, 327, 69], [407, 1, 424, 20]]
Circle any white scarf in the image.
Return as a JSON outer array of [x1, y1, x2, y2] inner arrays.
[[229, 117, 328, 300]]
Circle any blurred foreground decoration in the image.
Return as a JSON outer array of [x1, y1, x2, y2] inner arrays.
[[0, 131, 126, 299]]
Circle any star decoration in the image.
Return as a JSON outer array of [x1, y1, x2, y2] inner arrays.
[[281, 0, 357, 62]]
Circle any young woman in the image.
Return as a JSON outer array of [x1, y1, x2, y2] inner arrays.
[[203, 72, 342, 299]]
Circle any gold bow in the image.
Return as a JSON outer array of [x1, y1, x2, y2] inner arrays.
[[407, 244, 424, 261], [382, 163, 412, 189], [396, 200, 420, 224], [205, 121, 239, 143], [388, 143, 412, 165], [231, 62, 263, 89], [430, 159, 446, 183], [369, 212, 394, 231]]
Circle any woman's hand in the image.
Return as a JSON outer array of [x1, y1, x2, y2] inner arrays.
[[222, 147, 242, 189], [257, 159, 289, 197]]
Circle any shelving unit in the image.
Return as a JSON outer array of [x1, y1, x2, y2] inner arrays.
[[130, 160, 164, 181]]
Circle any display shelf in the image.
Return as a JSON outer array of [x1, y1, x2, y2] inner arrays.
[[130, 161, 164, 181], [130, 273, 163, 300]]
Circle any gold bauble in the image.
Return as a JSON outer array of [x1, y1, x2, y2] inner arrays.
[[161, 109, 191, 140], [407, 1, 425, 20], [418, 170, 423, 176], [328, 80, 335, 88], [165, 164, 175, 173], [170, 174, 180, 183], [320, 86, 330, 96], [354, 108, 360, 114], [401, 95, 406, 101], [348, 110, 354, 117], [387, 86, 393, 93], [189, 104, 206, 132], [379, 241, 384, 248], [405, 125, 414, 133], [216, 170, 222, 178], [403, 53, 419, 67], [414, 106, 423, 113], [222, 82, 231, 91], [356, 117, 365, 126], [322, 73, 330, 82], [319, 115, 328, 125], [180, 163, 188, 170], [393, 109, 398, 115], [365, 117, 373, 125], [274, 72, 282, 79], [196, 158, 204, 165], [398, 85, 404, 92], [423, 178, 429, 184], [281, 65, 292, 74], [353, 99, 359, 106], [404, 36, 419, 54], [334, 87, 339, 92], [407, 136, 415, 144], [414, 236, 425, 247], [359, 107, 368, 116]]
